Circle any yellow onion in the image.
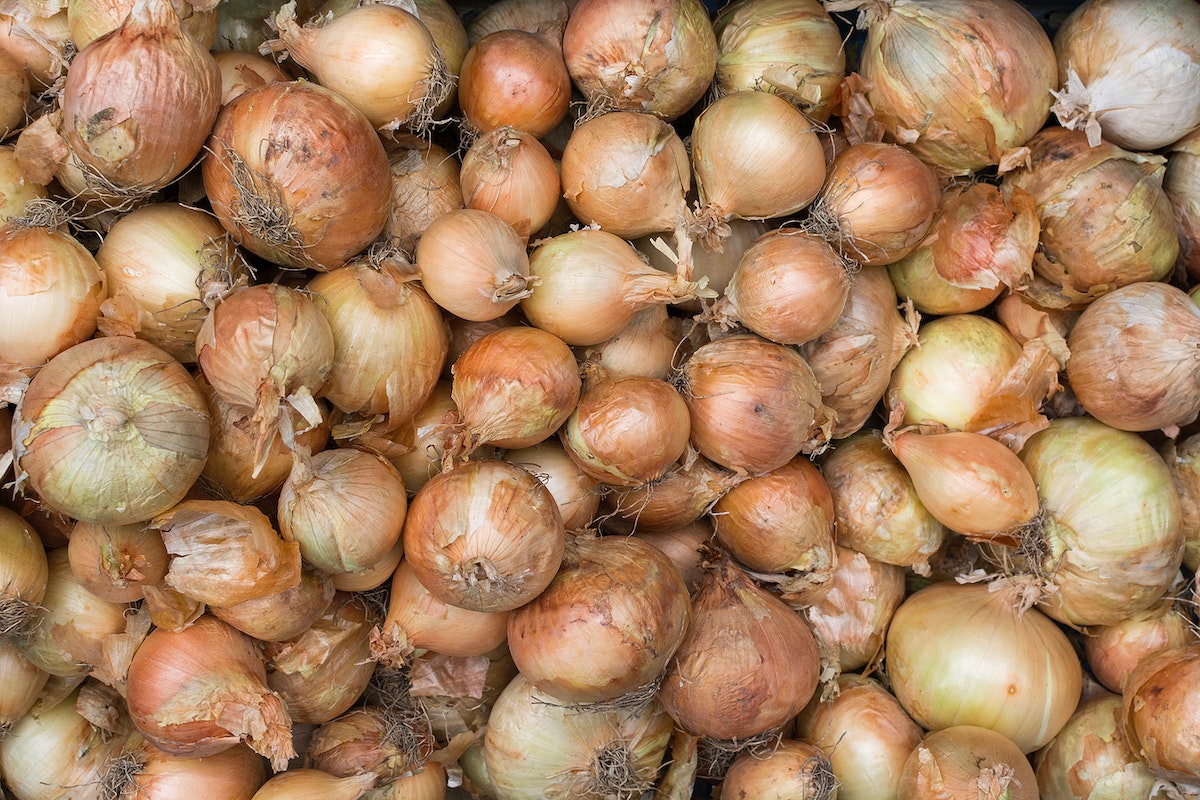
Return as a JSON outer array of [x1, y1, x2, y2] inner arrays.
[[68, 0, 219, 49], [307, 259, 447, 426], [809, 141, 941, 267], [561, 373, 690, 488], [265, 593, 378, 725], [502, 439, 601, 531], [249, 769, 377, 800], [1167, 128, 1200, 283], [95, 202, 245, 365], [460, 127, 560, 244], [578, 304, 684, 384], [306, 703, 435, 786], [1122, 643, 1200, 784], [126, 614, 294, 770], [523, 228, 708, 346], [832, 0, 1057, 174], [886, 579, 1082, 753], [210, 566, 334, 643], [1034, 692, 1158, 800], [458, 29, 571, 138], [560, 111, 691, 241], [277, 446, 407, 577], [483, 672, 673, 800], [799, 266, 918, 440], [680, 333, 833, 475], [887, 183, 1039, 316], [507, 532, 691, 704], [67, 520, 169, 603], [711, 0, 845, 121], [442, 312, 522, 381], [0, 637, 48, 737], [888, 428, 1039, 543], [448, 325, 581, 453], [632, 519, 711, 592], [383, 137, 463, 257], [12, 336, 209, 526], [411, 0, 468, 118], [0, 219, 106, 378], [402, 458, 565, 613], [820, 429, 946, 576], [104, 738, 268, 800], [213, 49, 289, 106], [1083, 595, 1197, 695], [1003, 127, 1179, 306], [1164, 431, 1200, 572], [263, 2, 450, 132], [804, 546, 906, 673], [370, 381, 457, 497], [562, 0, 716, 121], [370, 558, 509, 667], [710, 228, 848, 346], [195, 282, 334, 476], [795, 674, 923, 800], [415, 208, 535, 322], [711, 456, 836, 597], [1065, 281, 1200, 433], [0, 48, 26, 140], [721, 739, 837, 800], [465, 0, 569, 47], [0, 146, 49, 224], [1051, 0, 1200, 151], [361, 762, 447, 800], [603, 455, 741, 533], [659, 555, 820, 740], [899, 725, 1039, 800], [202, 80, 391, 271], [0, 505, 48, 639], [690, 91, 826, 243], [1018, 415, 1184, 627], [0, 8, 72, 89]]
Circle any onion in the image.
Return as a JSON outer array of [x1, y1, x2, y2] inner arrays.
[[210, 566, 335, 643], [831, 0, 1057, 174], [411, 0, 469, 119], [1122, 643, 1200, 784], [820, 429, 946, 576], [0, 505, 48, 640], [502, 439, 601, 531], [361, 763, 447, 800], [1003, 127, 1179, 307], [560, 111, 691, 241], [12, 336, 209, 526], [95, 202, 244, 365], [460, 128, 560, 244], [305, 702, 435, 785], [794, 674, 923, 800], [1034, 691, 1158, 800], [263, 2, 450, 133], [1018, 415, 1184, 627], [442, 312, 522, 381], [560, 373, 690, 488], [0, 48, 26, 141], [0, 8, 71, 90], [371, 381, 457, 497], [0, 636, 47, 737], [483, 672, 673, 800], [577, 304, 683, 384], [383, 137, 463, 258], [126, 614, 294, 770], [632, 519, 711, 592], [415, 208, 535, 322], [804, 546, 906, 674], [458, 29, 571, 138], [0, 218, 107, 379], [507, 532, 690, 704], [1164, 431, 1200, 572], [370, 557, 509, 666], [679, 333, 833, 475], [466, 0, 569, 47], [886, 578, 1082, 753], [659, 555, 820, 740], [448, 325, 581, 453], [799, 265, 918, 440], [711, 0, 846, 122], [690, 91, 826, 242], [0, 146, 49, 224], [195, 282, 334, 476], [104, 738, 268, 800], [523, 228, 707, 346], [408, 645, 518, 745], [721, 739, 837, 800], [213, 49, 289, 106], [202, 80, 392, 272], [68, 0, 218, 50], [1084, 595, 1197, 695], [402, 458, 565, 613], [307, 258, 448, 427], [562, 0, 715, 121], [898, 725, 1039, 800], [1167, 128, 1200, 283], [603, 455, 741, 533], [709, 228, 849, 346], [277, 446, 407, 577], [1050, 0, 1200, 151], [809, 141, 941, 267], [67, 520, 169, 604], [1065, 281, 1200, 433], [249, 769, 377, 800]]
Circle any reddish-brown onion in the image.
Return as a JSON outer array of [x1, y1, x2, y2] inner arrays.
[[1084, 596, 1198, 694], [458, 29, 571, 137], [604, 456, 742, 533]]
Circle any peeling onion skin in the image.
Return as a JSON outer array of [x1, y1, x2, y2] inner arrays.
[[1122, 643, 1200, 785], [898, 725, 1039, 800]]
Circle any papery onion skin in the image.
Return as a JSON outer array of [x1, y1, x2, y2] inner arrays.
[[0, 637, 48, 738], [112, 737, 268, 800], [1166, 128, 1200, 283], [603, 455, 742, 533], [12, 336, 209, 526], [458, 28, 571, 138], [804, 546, 906, 674], [213, 49, 289, 106], [1122, 644, 1200, 784], [503, 438, 602, 531], [304, 704, 435, 785], [210, 566, 335, 643], [898, 725, 1039, 800], [203, 80, 392, 272], [1083, 596, 1197, 695], [0, 505, 49, 638], [67, 519, 169, 603], [248, 769, 377, 800], [507, 533, 691, 704], [383, 137, 464, 257], [1020, 416, 1183, 627], [722, 739, 838, 800], [402, 458, 566, 613], [886, 580, 1082, 753], [1163, 432, 1200, 572]]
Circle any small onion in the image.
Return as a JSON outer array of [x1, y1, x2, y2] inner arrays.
[[603, 455, 742, 533], [460, 127, 560, 244], [721, 739, 837, 800], [577, 304, 684, 384], [0, 505, 48, 640], [507, 532, 691, 704], [203, 80, 392, 272], [561, 0, 716, 121], [12, 336, 209, 526], [659, 555, 820, 740], [1122, 643, 1200, 784], [898, 725, 1039, 800], [502, 439, 601, 531], [1083, 595, 1198, 695], [804, 546, 906, 673], [210, 566, 335, 643], [402, 458, 565, 613], [383, 137, 463, 257], [213, 49, 289, 106], [458, 29, 571, 138], [67, 520, 169, 603], [305, 704, 435, 785], [809, 141, 941, 267], [637, 217, 767, 311]]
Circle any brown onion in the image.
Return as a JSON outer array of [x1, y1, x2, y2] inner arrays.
[[604, 455, 741, 533], [371, 381, 457, 497], [458, 29, 571, 138], [804, 546, 906, 673], [898, 725, 1039, 800], [722, 739, 837, 800], [460, 127, 560, 244], [67, 520, 169, 604], [1167, 128, 1200, 283], [210, 566, 335, 643], [1121, 643, 1200, 784], [502, 439, 601, 531], [1084, 595, 1198, 695], [402, 458, 565, 613], [577, 304, 683, 384], [383, 137, 463, 257], [306, 704, 435, 786], [105, 737, 268, 800]]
